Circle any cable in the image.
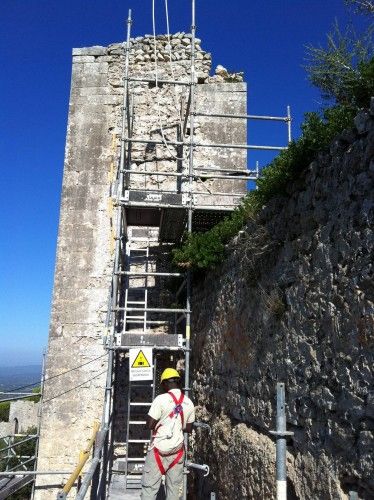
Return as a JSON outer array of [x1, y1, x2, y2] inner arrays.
[[43, 370, 107, 404], [7, 353, 108, 393], [152, 0, 189, 162]]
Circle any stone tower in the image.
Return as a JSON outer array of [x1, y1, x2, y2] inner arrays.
[[35, 33, 247, 498]]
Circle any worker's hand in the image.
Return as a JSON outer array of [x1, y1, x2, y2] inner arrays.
[[184, 422, 194, 434], [146, 415, 158, 430]]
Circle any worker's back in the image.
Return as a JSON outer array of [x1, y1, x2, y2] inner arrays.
[[149, 389, 195, 454]]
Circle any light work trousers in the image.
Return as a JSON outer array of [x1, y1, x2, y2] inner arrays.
[[141, 449, 184, 500]]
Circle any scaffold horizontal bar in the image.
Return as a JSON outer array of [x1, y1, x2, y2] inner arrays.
[[119, 199, 236, 211], [126, 76, 190, 86], [126, 320, 169, 324], [193, 173, 257, 180], [0, 471, 71, 476], [123, 169, 183, 177], [115, 345, 188, 351], [194, 111, 290, 121], [123, 169, 259, 180], [195, 166, 258, 174], [124, 137, 287, 150], [117, 271, 184, 277]]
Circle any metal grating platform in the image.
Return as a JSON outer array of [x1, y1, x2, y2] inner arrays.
[[121, 333, 183, 347]]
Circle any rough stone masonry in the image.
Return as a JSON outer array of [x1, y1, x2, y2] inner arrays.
[[35, 33, 246, 498], [191, 105, 374, 499]]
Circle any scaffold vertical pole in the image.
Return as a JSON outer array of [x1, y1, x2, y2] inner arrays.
[[110, 9, 132, 336], [31, 350, 46, 500], [183, 1, 196, 499], [276, 382, 287, 500], [287, 105, 292, 143]]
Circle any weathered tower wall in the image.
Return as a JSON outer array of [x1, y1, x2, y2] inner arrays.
[[36, 34, 247, 497]]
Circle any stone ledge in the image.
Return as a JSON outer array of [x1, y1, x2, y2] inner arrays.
[[72, 46, 107, 56]]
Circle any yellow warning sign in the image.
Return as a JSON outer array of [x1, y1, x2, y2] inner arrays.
[[129, 347, 153, 381], [131, 350, 151, 368]]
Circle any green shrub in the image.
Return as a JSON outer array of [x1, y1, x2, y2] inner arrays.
[[173, 104, 356, 270], [0, 401, 10, 422]]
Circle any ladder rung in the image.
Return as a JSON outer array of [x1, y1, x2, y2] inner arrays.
[[126, 301, 146, 304], [130, 402, 152, 406], [127, 457, 146, 461], [121, 307, 190, 313], [126, 320, 169, 324], [120, 271, 184, 277], [128, 439, 149, 443], [129, 421, 147, 425], [126, 475, 143, 479]]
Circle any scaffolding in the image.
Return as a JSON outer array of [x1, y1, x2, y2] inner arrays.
[[99, 3, 291, 498]]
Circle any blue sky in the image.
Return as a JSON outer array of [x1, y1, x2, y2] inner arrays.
[[0, 0, 368, 366]]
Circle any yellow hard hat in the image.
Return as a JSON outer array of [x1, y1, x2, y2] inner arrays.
[[160, 368, 180, 383]]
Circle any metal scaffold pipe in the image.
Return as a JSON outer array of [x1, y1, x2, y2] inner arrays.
[[287, 105, 292, 143], [182, 3, 196, 498], [269, 383, 293, 500], [194, 111, 289, 121], [110, 9, 132, 335], [276, 383, 287, 500]]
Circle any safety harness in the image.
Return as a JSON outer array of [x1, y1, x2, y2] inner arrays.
[[152, 391, 185, 475]]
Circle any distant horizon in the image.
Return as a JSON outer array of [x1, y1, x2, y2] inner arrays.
[[0, 362, 42, 368]]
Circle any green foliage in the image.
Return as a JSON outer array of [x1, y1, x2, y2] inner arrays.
[[0, 426, 37, 472], [173, 105, 356, 270], [305, 23, 374, 107], [0, 401, 10, 422], [173, 4, 373, 272], [345, 0, 374, 14], [26, 387, 41, 403]]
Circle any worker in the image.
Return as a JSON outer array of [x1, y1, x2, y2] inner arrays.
[[141, 367, 195, 500]]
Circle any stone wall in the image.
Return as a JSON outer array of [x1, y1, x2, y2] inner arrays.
[[0, 401, 39, 438], [9, 400, 39, 433], [191, 107, 374, 499]]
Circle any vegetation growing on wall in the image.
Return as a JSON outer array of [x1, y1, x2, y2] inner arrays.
[[0, 401, 10, 422], [173, 24, 373, 270]]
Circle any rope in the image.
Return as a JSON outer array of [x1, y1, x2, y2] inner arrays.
[[7, 353, 107, 392], [43, 370, 107, 404], [151, 0, 188, 162]]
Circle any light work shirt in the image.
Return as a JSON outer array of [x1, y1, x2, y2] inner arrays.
[[148, 389, 195, 454]]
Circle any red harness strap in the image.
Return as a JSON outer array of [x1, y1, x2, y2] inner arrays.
[[168, 391, 185, 429], [153, 446, 184, 475], [153, 391, 185, 475]]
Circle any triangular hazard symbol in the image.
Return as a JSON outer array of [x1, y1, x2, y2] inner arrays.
[[131, 350, 151, 368]]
